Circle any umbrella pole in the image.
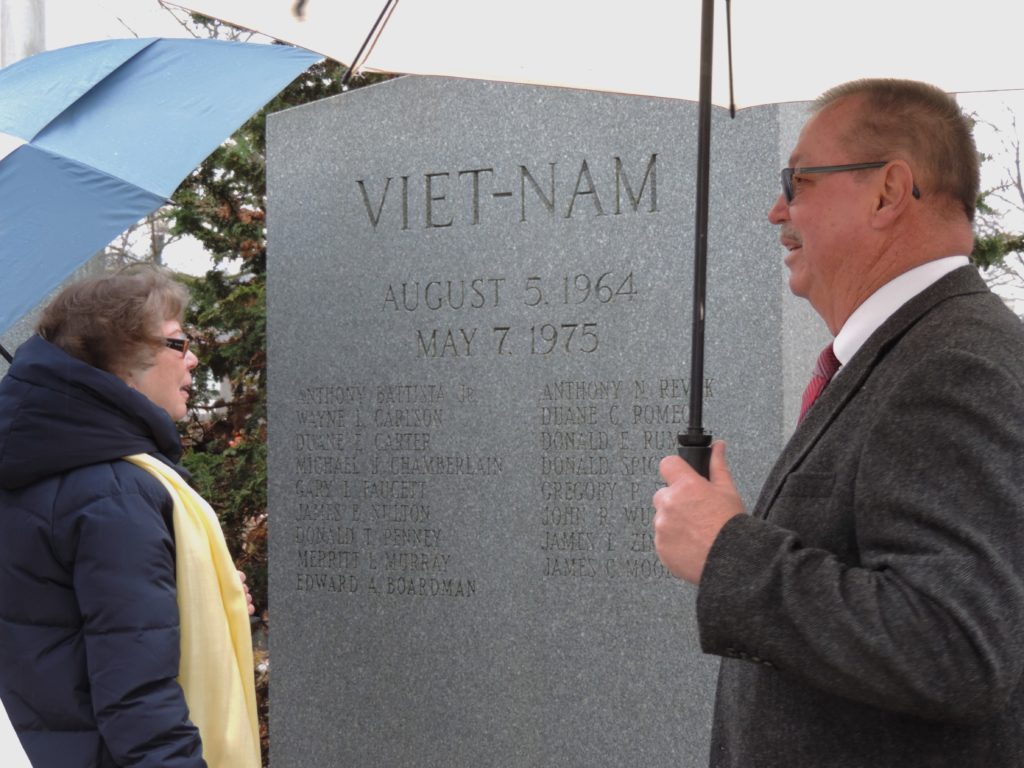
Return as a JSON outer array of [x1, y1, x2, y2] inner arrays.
[[676, 0, 715, 478], [340, 0, 400, 90], [0, 343, 12, 364]]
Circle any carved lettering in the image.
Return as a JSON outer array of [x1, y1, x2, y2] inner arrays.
[[425, 172, 453, 228], [614, 154, 657, 214], [355, 155, 659, 230]]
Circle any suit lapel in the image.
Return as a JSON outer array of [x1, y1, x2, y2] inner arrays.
[[752, 266, 989, 519]]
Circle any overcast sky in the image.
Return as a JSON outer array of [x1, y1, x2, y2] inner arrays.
[[44, 0, 193, 48]]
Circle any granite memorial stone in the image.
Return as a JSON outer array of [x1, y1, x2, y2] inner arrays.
[[266, 76, 821, 767]]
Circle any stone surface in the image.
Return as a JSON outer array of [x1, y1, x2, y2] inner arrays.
[[266, 76, 826, 767]]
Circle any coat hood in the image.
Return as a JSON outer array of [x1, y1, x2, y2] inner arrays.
[[0, 335, 184, 490]]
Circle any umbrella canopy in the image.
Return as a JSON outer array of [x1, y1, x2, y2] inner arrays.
[[168, 0, 1024, 472], [0, 37, 321, 335], [169, 0, 1024, 107]]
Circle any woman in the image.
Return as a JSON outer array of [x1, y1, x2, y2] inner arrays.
[[0, 268, 258, 768]]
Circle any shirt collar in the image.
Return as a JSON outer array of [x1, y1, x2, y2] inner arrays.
[[833, 255, 970, 365]]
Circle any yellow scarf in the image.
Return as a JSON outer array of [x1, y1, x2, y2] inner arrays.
[[123, 454, 261, 768]]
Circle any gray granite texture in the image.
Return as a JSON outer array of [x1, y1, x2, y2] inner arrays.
[[266, 75, 828, 768]]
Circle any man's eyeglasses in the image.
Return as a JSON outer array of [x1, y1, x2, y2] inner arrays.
[[163, 336, 192, 357], [781, 161, 921, 204]]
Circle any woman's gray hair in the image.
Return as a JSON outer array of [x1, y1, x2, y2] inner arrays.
[[37, 265, 189, 377]]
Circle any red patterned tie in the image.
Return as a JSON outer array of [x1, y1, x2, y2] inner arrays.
[[798, 343, 841, 423]]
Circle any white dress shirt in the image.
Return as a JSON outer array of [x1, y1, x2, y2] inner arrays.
[[833, 255, 970, 367]]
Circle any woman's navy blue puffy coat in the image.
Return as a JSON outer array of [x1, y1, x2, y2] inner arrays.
[[0, 336, 205, 767]]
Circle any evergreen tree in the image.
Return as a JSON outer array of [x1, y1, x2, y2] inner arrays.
[[971, 110, 1024, 313], [169, 52, 388, 762]]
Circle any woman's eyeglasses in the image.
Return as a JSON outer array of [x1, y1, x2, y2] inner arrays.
[[163, 336, 191, 357]]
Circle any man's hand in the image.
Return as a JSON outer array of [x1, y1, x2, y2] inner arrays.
[[652, 441, 745, 584]]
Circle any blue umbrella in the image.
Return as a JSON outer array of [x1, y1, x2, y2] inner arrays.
[[0, 37, 321, 336]]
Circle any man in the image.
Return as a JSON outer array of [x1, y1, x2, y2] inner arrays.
[[653, 79, 1024, 766]]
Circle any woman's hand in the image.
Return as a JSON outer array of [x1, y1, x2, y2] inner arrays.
[[238, 570, 255, 615]]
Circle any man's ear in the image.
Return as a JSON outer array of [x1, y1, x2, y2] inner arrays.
[[871, 160, 916, 228]]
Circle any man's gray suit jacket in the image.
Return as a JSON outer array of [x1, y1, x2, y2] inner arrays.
[[698, 266, 1024, 767]]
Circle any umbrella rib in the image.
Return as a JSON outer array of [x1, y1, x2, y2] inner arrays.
[[340, 0, 400, 90], [26, 40, 160, 142], [726, 0, 735, 118]]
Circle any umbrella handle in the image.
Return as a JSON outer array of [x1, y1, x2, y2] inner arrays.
[[677, 430, 712, 479]]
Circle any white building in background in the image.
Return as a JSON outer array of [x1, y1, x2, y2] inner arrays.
[[1, 0, 43, 66]]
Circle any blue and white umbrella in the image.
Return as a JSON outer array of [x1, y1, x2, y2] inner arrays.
[[0, 37, 321, 336]]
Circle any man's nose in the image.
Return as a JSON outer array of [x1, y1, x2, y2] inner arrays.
[[767, 194, 789, 224]]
